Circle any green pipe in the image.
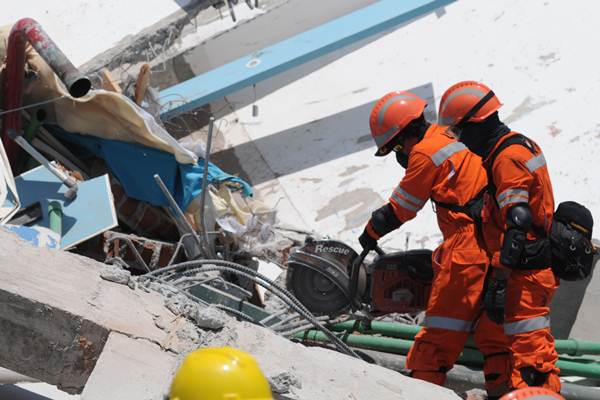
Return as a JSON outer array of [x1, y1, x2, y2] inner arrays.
[[48, 201, 62, 237], [294, 330, 484, 366], [331, 321, 600, 356], [555, 339, 600, 357], [557, 359, 600, 379], [300, 329, 600, 379], [331, 320, 420, 339]]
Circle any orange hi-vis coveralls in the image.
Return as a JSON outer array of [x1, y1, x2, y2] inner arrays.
[[482, 132, 560, 391], [385, 124, 511, 396]]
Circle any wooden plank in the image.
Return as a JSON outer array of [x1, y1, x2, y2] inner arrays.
[[159, 0, 454, 119], [100, 68, 123, 94], [134, 63, 151, 105]]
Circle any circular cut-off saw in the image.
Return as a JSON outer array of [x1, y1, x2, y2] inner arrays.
[[286, 237, 434, 317]]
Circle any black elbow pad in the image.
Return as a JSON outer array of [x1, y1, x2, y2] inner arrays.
[[371, 203, 402, 237], [506, 204, 533, 231], [501, 204, 533, 268]]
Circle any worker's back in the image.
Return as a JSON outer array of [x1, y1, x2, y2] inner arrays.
[[391, 123, 487, 239]]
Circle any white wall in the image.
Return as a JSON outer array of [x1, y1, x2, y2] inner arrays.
[[223, 0, 600, 251]]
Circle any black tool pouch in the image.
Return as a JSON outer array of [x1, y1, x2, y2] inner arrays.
[[517, 238, 552, 270], [550, 201, 596, 281]]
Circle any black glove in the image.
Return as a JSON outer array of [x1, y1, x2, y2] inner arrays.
[[359, 227, 378, 251], [484, 278, 507, 324]]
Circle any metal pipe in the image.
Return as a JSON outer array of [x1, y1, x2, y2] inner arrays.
[[2, 18, 91, 167], [8, 129, 78, 199], [154, 175, 204, 259], [333, 320, 600, 356], [198, 117, 216, 258], [9, 18, 91, 98]]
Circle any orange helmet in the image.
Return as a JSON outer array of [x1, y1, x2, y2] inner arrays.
[[499, 387, 565, 400], [369, 91, 426, 156], [438, 81, 502, 127]]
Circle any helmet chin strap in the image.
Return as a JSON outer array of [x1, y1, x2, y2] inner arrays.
[[454, 90, 496, 129]]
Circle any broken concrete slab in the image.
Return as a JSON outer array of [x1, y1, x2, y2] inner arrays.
[[0, 228, 461, 399], [0, 229, 199, 393], [80, 332, 178, 400], [213, 321, 461, 400]]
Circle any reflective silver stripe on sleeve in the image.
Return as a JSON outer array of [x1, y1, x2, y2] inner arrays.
[[430, 142, 467, 166], [373, 125, 400, 148], [377, 94, 415, 126], [395, 186, 427, 207], [498, 196, 529, 209], [391, 192, 420, 213], [424, 316, 473, 332], [504, 315, 550, 336], [497, 188, 529, 208], [526, 153, 547, 173]]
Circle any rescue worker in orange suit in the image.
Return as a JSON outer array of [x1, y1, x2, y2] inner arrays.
[[438, 81, 560, 393], [358, 91, 511, 398]]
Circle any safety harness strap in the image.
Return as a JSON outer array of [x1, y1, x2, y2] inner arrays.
[[485, 133, 536, 200]]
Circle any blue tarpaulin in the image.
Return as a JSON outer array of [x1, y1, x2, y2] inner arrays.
[[53, 129, 253, 210]]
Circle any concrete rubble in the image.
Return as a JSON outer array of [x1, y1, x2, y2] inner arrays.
[[0, 228, 461, 399]]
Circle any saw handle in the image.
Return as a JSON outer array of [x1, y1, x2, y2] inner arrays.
[[349, 245, 385, 310]]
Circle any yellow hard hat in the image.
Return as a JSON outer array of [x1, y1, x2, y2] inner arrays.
[[169, 347, 273, 400]]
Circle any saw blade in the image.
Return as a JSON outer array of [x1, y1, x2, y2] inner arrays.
[[286, 239, 365, 317]]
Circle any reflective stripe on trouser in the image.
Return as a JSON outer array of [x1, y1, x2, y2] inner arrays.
[[504, 268, 560, 391], [406, 228, 511, 394]]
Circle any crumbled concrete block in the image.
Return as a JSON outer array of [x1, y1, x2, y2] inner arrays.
[[165, 293, 227, 330], [99, 264, 131, 286], [465, 388, 487, 400], [268, 371, 302, 394], [189, 305, 227, 330]]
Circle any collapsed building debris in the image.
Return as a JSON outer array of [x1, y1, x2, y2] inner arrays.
[[1, 1, 600, 399]]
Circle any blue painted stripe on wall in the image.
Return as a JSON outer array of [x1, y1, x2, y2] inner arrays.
[[159, 0, 454, 119]]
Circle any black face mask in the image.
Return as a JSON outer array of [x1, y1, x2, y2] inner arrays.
[[458, 112, 510, 158], [396, 151, 409, 169], [459, 124, 491, 157]]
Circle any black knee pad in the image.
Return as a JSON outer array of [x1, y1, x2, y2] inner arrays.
[[520, 366, 549, 386]]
